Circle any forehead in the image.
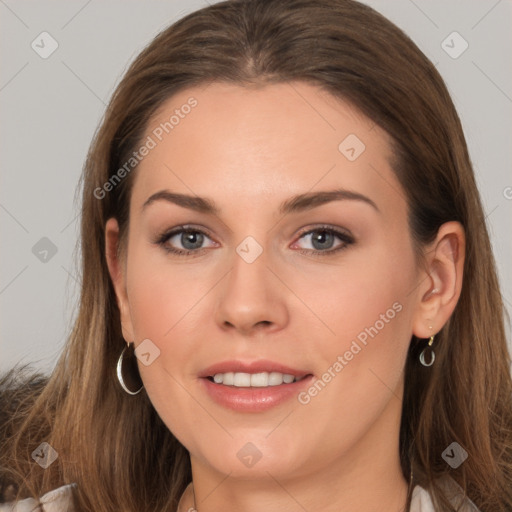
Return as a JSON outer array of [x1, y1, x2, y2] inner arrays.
[[130, 81, 403, 218]]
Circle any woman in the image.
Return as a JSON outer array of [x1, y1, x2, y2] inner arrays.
[[1, 0, 511, 510]]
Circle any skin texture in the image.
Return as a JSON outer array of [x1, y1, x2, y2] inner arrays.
[[105, 81, 465, 512]]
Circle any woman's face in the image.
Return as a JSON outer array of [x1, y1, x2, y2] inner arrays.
[[108, 81, 430, 482]]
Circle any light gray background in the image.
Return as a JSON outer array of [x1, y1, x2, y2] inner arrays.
[[1, 0, 511, 373]]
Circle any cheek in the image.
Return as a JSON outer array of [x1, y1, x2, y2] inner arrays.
[[123, 241, 223, 410], [124, 250, 213, 446], [299, 237, 416, 409], [125, 239, 212, 339], [288, 269, 415, 471], [303, 236, 415, 352]]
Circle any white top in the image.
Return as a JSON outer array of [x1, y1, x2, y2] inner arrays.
[[0, 483, 76, 512], [0, 480, 482, 511], [409, 481, 481, 512]]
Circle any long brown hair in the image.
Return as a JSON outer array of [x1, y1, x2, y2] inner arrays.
[[1, 0, 511, 510]]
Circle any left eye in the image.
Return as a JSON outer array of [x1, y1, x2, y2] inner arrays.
[[292, 227, 353, 254]]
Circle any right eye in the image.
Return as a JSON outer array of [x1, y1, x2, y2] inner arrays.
[[155, 226, 217, 256]]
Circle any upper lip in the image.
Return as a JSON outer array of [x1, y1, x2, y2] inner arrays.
[[199, 360, 311, 379]]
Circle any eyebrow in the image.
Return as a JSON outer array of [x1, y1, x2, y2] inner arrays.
[[141, 188, 380, 215]]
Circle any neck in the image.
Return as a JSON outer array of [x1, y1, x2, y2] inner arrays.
[[182, 427, 409, 510], [181, 467, 410, 512], [181, 383, 410, 511]]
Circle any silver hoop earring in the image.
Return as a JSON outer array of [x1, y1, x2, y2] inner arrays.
[[116, 342, 144, 395], [419, 335, 435, 367]]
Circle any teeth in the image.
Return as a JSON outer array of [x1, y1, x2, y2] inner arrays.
[[233, 373, 251, 387], [268, 371, 284, 386], [222, 372, 234, 385], [251, 372, 268, 387], [213, 373, 224, 384], [282, 373, 295, 384], [211, 371, 302, 387]]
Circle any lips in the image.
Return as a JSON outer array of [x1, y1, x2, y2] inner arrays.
[[198, 360, 314, 412]]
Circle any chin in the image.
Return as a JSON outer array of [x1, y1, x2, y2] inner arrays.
[[194, 438, 312, 480]]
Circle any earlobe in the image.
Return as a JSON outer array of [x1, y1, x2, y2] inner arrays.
[[105, 217, 134, 342], [412, 221, 465, 338]]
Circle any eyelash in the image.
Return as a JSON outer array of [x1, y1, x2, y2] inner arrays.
[[153, 224, 354, 258]]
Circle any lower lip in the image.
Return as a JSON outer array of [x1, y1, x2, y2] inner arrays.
[[200, 375, 314, 412]]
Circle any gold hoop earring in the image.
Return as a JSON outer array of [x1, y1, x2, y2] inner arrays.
[[116, 342, 144, 395]]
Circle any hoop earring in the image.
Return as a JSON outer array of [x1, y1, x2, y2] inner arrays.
[[116, 342, 144, 395], [419, 335, 435, 367]]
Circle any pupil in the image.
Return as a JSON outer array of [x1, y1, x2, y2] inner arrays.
[[182, 231, 203, 250], [312, 230, 333, 250]]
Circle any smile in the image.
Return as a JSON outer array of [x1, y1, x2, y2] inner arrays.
[[209, 371, 307, 387], [199, 360, 314, 412]]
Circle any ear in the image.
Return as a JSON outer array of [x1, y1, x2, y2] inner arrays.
[[411, 221, 465, 338], [105, 217, 135, 343]]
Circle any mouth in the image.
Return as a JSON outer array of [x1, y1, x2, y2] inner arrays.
[[198, 360, 314, 412], [206, 371, 308, 387]]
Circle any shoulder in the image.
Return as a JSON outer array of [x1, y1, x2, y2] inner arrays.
[[411, 479, 481, 512], [0, 483, 76, 512]]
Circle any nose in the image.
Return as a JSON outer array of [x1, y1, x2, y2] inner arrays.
[[214, 246, 289, 337]]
